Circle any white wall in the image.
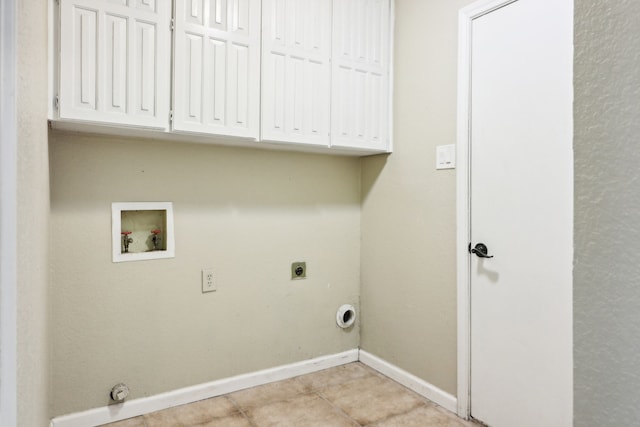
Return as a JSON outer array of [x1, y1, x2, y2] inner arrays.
[[17, 0, 50, 425], [49, 133, 361, 416], [360, 0, 475, 395], [574, 1, 640, 425]]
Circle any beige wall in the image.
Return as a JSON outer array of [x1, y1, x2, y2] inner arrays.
[[17, 0, 50, 426], [49, 133, 361, 416], [361, 0, 474, 395]]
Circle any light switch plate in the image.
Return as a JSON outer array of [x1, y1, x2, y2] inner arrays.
[[436, 144, 456, 170]]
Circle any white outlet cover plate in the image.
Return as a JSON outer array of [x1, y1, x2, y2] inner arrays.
[[202, 268, 216, 293]]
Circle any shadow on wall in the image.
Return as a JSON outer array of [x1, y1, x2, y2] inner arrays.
[[361, 154, 390, 204], [48, 130, 361, 212]]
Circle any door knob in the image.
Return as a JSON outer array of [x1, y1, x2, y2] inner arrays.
[[470, 243, 494, 258]]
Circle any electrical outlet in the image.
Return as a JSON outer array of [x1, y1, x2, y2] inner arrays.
[[202, 268, 216, 293]]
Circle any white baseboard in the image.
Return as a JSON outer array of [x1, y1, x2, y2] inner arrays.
[[358, 349, 457, 413], [50, 349, 359, 427]]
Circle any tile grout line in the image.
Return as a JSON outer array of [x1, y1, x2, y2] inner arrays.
[[314, 390, 363, 427], [224, 395, 258, 427], [293, 363, 384, 426], [367, 402, 434, 426], [311, 364, 446, 427]]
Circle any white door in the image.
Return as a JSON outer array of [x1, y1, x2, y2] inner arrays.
[[465, 0, 573, 426]]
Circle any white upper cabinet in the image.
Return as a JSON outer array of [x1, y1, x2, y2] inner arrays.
[[173, 0, 260, 139], [59, 0, 171, 129], [53, 0, 393, 154], [331, 0, 391, 151], [261, 0, 332, 146]]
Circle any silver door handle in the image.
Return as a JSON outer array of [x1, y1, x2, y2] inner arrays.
[[470, 243, 494, 258]]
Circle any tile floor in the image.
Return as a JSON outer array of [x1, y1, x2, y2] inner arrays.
[[101, 362, 477, 427]]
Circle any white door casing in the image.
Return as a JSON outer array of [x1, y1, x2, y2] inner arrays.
[[456, 0, 573, 425]]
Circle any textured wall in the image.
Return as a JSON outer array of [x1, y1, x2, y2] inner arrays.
[[17, 0, 50, 425], [49, 133, 361, 416], [574, 1, 640, 425], [360, 0, 475, 395]]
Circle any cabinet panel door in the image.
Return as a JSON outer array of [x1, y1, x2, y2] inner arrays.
[[173, 0, 260, 139], [261, 0, 331, 146], [331, 0, 390, 151], [59, 0, 171, 128]]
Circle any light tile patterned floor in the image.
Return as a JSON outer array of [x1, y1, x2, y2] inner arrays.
[[100, 362, 477, 427]]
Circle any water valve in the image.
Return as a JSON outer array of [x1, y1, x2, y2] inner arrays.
[[110, 383, 130, 402]]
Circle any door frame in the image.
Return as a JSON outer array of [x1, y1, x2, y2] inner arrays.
[[455, 0, 518, 419]]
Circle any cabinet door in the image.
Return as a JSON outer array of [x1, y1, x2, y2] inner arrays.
[[59, 0, 171, 129], [331, 0, 391, 151], [261, 0, 331, 146], [173, 0, 260, 139]]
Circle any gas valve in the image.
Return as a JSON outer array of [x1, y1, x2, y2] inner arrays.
[[110, 383, 130, 402]]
